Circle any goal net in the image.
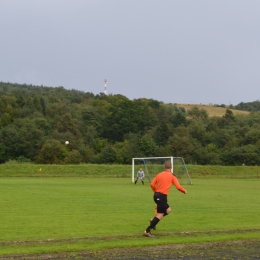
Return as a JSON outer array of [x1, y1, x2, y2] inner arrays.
[[132, 156, 192, 185]]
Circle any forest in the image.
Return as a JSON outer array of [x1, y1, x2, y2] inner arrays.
[[1, 81, 260, 165]]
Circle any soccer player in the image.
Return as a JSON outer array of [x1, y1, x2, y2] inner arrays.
[[143, 161, 187, 237], [135, 168, 145, 185]]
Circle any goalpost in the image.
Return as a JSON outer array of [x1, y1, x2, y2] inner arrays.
[[132, 156, 192, 185]]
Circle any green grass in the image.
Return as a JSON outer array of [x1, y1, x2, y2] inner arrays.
[[0, 164, 131, 178], [1, 163, 260, 179], [0, 178, 260, 256]]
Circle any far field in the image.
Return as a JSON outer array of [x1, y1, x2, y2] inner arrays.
[[178, 103, 250, 117], [0, 163, 259, 180]]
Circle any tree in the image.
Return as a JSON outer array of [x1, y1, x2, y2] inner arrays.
[[219, 109, 235, 127], [153, 145, 170, 157], [215, 129, 238, 149], [192, 147, 221, 165], [34, 117, 51, 134], [123, 133, 141, 160], [188, 120, 207, 145], [55, 113, 81, 137], [1, 113, 12, 127], [153, 121, 171, 146], [100, 145, 117, 164], [40, 97, 46, 116], [139, 134, 156, 156], [85, 125, 97, 147], [26, 97, 34, 111], [187, 106, 208, 120], [0, 125, 20, 161], [36, 139, 68, 164], [104, 98, 139, 142], [167, 126, 194, 161], [50, 129, 78, 150], [243, 128, 260, 145], [221, 145, 260, 166], [104, 97, 155, 142], [33, 96, 41, 112], [83, 145, 96, 163], [6, 104, 14, 118], [64, 150, 82, 164], [0, 118, 45, 162], [93, 137, 108, 153], [223, 109, 235, 121], [114, 140, 132, 164], [206, 143, 218, 153], [167, 135, 194, 162], [16, 92, 26, 107], [2, 81, 260, 165], [170, 112, 187, 127]]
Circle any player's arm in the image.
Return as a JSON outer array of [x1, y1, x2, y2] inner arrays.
[[150, 177, 157, 192], [172, 175, 187, 194]]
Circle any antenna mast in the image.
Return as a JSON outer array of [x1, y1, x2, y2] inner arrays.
[[104, 79, 107, 95]]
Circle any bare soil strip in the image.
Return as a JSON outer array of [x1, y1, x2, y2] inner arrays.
[[1, 228, 259, 246], [1, 240, 260, 260], [1, 230, 260, 259]]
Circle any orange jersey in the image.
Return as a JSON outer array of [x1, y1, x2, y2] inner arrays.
[[150, 169, 186, 195]]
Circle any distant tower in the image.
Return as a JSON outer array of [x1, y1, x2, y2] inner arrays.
[[104, 79, 107, 95]]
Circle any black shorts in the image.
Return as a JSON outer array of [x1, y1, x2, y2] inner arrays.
[[153, 192, 169, 214]]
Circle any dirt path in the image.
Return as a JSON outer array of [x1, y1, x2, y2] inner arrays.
[[1, 239, 260, 260]]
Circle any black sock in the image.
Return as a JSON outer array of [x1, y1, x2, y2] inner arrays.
[[146, 217, 160, 233]]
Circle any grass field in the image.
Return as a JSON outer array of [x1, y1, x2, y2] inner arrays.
[[177, 103, 250, 117], [1, 163, 260, 179], [0, 177, 260, 258]]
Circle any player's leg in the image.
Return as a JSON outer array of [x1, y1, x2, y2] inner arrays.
[[164, 206, 171, 216], [150, 194, 169, 227], [146, 214, 162, 235], [150, 203, 158, 230], [144, 193, 166, 236]]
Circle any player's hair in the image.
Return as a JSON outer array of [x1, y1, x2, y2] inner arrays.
[[164, 161, 171, 169]]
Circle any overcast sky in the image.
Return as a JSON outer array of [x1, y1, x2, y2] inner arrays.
[[1, 1, 260, 105]]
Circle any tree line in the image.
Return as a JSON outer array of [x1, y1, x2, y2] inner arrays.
[[1, 82, 260, 165]]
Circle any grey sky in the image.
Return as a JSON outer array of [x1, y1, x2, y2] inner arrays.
[[1, 1, 260, 105]]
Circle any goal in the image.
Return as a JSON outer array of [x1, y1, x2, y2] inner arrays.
[[132, 156, 192, 185]]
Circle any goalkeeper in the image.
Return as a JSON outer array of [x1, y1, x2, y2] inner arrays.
[[135, 168, 145, 185], [143, 161, 187, 237]]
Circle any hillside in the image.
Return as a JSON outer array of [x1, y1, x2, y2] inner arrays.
[[178, 104, 250, 117], [1, 82, 260, 166]]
